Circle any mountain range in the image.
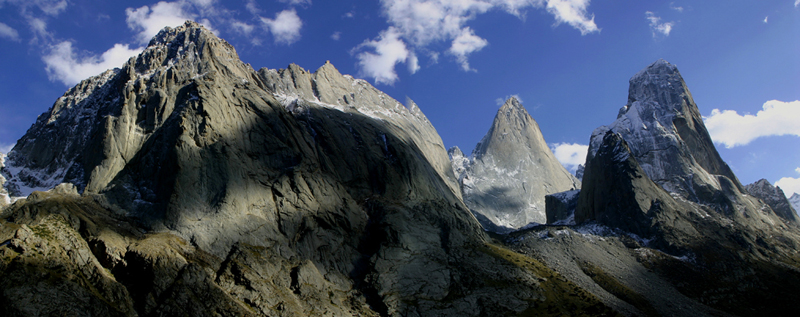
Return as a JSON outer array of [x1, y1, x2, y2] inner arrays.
[[1, 21, 799, 316]]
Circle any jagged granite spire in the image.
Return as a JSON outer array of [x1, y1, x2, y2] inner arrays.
[[577, 60, 800, 249], [454, 97, 579, 232], [588, 59, 742, 206]]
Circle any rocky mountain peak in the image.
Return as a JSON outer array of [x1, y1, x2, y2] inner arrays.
[[473, 96, 545, 160], [745, 179, 800, 223], [448, 146, 469, 182], [454, 98, 579, 232], [790, 193, 800, 214], [131, 20, 254, 83], [448, 146, 465, 158], [627, 59, 681, 101], [577, 60, 800, 256], [589, 59, 741, 201], [499, 96, 524, 111]]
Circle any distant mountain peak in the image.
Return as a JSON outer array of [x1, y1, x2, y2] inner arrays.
[[790, 193, 800, 215], [746, 179, 800, 223], [499, 96, 523, 110], [473, 96, 540, 160], [453, 98, 579, 232]]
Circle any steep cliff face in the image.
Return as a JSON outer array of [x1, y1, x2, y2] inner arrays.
[[453, 98, 579, 232], [576, 131, 702, 249], [588, 60, 742, 206], [0, 22, 610, 316]]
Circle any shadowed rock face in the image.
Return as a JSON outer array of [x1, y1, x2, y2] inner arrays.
[[0, 21, 612, 316], [745, 179, 800, 223], [452, 97, 579, 232], [576, 131, 700, 249]]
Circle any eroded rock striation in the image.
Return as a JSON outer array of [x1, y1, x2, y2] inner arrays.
[[451, 97, 579, 232]]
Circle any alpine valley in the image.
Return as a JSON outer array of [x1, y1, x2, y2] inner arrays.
[[2, 22, 799, 316]]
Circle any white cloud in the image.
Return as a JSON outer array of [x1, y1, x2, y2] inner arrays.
[[551, 142, 589, 173], [545, 0, 599, 35], [354, 27, 413, 85], [763, 16, 768, 24], [331, 31, 341, 41], [704, 100, 800, 148], [776, 168, 800, 198], [125, 1, 197, 44], [354, 0, 600, 84], [448, 27, 488, 71], [669, 2, 683, 12], [261, 9, 303, 44], [0, 22, 19, 41], [796, 0, 800, 8], [646, 11, 673, 37], [42, 41, 141, 86]]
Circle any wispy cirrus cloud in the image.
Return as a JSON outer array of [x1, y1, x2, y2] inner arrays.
[[0, 22, 20, 41], [646, 11, 674, 37]]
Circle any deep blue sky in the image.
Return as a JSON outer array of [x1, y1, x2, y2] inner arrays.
[[1, 0, 799, 195]]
